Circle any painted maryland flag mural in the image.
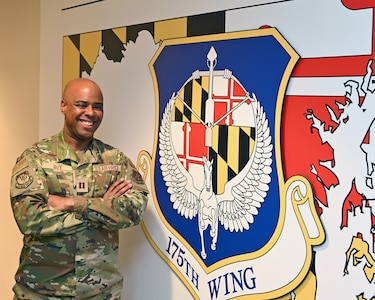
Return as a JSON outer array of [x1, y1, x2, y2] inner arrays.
[[62, 0, 375, 299]]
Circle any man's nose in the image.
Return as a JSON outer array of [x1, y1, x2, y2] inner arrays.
[[84, 105, 94, 115]]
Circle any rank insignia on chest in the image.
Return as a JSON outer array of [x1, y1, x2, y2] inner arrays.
[[76, 178, 89, 193]]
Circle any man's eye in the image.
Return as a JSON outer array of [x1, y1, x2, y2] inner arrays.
[[75, 103, 87, 108], [93, 104, 103, 111]]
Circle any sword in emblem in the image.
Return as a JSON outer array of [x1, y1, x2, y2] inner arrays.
[[205, 46, 217, 147]]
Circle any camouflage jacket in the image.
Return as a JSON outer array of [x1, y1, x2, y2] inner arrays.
[[10, 131, 148, 299]]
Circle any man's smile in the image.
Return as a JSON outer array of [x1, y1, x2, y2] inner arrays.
[[80, 120, 95, 127]]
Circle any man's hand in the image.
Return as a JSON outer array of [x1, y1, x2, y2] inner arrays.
[[48, 195, 74, 211], [104, 178, 133, 199]]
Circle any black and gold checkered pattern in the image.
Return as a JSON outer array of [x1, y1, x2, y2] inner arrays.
[[172, 77, 209, 123], [210, 125, 255, 194], [62, 11, 226, 88]]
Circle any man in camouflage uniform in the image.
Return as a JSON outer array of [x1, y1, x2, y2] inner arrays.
[[10, 78, 148, 299]]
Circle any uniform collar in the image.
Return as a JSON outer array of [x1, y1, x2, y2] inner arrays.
[[56, 131, 101, 164]]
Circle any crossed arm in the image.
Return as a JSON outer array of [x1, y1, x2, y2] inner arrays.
[[48, 178, 133, 211]]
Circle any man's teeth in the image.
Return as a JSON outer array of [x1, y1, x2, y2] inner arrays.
[[82, 121, 93, 126]]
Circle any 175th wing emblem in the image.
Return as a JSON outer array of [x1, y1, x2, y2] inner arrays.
[[146, 28, 325, 299], [158, 46, 273, 259]]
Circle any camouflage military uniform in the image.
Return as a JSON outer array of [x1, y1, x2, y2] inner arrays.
[[10, 131, 148, 299]]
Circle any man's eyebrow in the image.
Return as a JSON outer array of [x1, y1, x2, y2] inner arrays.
[[74, 100, 103, 105]]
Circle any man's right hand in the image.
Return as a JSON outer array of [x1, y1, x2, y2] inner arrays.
[[104, 178, 133, 199]]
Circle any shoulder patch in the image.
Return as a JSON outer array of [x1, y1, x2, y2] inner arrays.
[[15, 171, 34, 189]]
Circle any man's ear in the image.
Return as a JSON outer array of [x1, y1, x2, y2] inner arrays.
[[60, 99, 67, 114]]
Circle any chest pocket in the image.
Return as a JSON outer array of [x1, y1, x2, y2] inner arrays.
[[42, 162, 74, 197], [93, 164, 122, 197]]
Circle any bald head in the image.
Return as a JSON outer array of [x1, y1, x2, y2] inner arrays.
[[63, 78, 103, 102]]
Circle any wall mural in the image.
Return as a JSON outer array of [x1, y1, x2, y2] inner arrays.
[[62, 1, 375, 299]]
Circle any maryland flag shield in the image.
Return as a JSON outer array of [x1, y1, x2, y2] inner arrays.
[[144, 28, 325, 299]]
